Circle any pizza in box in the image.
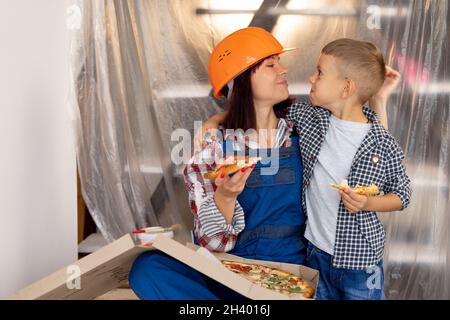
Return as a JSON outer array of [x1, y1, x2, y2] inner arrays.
[[221, 260, 315, 299]]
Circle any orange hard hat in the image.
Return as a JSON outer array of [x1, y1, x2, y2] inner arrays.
[[208, 27, 297, 97]]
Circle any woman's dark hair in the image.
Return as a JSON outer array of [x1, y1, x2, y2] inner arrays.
[[220, 60, 295, 131]]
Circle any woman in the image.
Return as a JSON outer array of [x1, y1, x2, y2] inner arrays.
[[128, 27, 396, 300]]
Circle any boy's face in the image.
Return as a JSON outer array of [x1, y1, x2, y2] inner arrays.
[[309, 54, 346, 109]]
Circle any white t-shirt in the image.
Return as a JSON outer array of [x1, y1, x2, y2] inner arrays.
[[304, 115, 371, 255]]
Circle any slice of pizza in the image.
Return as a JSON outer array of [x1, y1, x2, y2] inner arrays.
[[264, 267, 315, 298], [203, 156, 261, 180], [221, 260, 315, 299], [330, 179, 380, 195]]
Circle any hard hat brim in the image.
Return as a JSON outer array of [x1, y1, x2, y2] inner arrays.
[[213, 47, 298, 97], [281, 47, 298, 53]]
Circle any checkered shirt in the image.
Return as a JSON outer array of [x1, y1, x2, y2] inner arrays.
[[287, 102, 411, 269]]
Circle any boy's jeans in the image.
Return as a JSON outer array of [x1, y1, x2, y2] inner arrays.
[[306, 242, 385, 300]]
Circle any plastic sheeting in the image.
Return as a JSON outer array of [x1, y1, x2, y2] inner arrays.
[[69, 0, 449, 299]]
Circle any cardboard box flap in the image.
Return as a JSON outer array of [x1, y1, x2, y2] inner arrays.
[[152, 234, 267, 299], [154, 235, 317, 300]]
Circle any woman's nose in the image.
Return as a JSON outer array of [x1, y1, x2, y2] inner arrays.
[[278, 63, 288, 76], [309, 74, 315, 84]]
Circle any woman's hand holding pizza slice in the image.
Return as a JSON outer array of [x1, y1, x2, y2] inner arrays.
[[211, 156, 260, 223], [214, 157, 258, 199]]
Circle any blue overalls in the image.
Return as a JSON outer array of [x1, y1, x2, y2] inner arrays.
[[128, 135, 305, 299]]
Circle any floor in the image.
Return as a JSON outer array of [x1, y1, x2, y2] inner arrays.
[[95, 285, 138, 300]]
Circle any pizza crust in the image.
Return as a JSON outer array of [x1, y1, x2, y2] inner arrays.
[[330, 179, 380, 195], [203, 156, 261, 180]]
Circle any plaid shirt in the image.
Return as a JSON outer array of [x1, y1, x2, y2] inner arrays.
[[287, 102, 411, 269], [183, 119, 294, 252]]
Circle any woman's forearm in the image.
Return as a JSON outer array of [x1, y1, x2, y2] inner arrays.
[[214, 192, 237, 224]]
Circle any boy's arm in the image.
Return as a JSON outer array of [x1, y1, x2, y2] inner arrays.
[[369, 66, 401, 130], [198, 101, 312, 144], [381, 141, 412, 210], [208, 111, 227, 125], [369, 97, 389, 130], [341, 140, 411, 214], [194, 111, 227, 149], [286, 102, 311, 131], [340, 190, 403, 213]]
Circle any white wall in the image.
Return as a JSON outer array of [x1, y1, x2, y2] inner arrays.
[[0, 0, 77, 298]]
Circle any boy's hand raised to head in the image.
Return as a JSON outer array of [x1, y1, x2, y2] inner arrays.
[[340, 187, 369, 213], [368, 66, 401, 130], [373, 65, 401, 101]]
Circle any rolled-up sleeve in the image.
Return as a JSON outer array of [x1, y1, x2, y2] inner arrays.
[[183, 140, 246, 252], [197, 194, 245, 236], [383, 141, 412, 210]]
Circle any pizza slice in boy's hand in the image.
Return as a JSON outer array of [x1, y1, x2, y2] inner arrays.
[[330, 179, 380, 195], [204, 156, 261, 180]]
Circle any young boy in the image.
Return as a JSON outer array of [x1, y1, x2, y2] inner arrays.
[[201, 39, 411, 300], [286, 39, 411, 300]]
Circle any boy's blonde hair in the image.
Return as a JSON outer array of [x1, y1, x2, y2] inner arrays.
[[322, 38, 386, 104]]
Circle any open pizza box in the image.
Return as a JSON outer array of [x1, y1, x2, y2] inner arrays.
[[7, 233, 318, 300], [182, 242, 319, 300]]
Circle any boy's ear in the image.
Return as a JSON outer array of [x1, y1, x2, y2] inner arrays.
[[342, 78, 357, 99]]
